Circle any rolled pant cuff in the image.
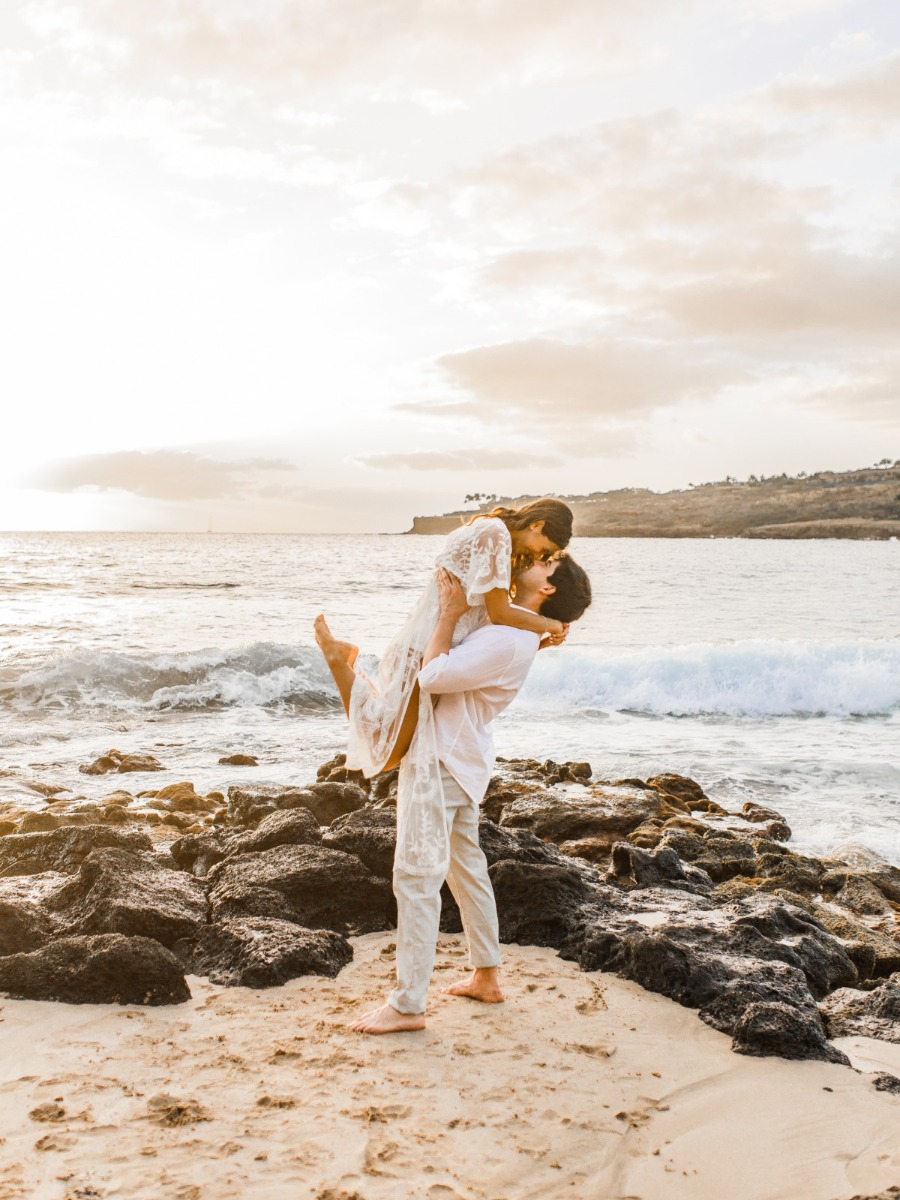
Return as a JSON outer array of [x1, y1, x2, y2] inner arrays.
[[387, 989, 425, 1016]]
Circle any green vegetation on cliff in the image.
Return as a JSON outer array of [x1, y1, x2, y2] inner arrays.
[[409, 463, 900, 539]]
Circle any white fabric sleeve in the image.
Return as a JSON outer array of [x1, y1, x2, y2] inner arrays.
[[458, 519, 512, 606], [418, 633, 520, 695]]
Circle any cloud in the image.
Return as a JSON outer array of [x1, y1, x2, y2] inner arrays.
[[357, 448, 562, 471], [769, 51, 900, 131], [451, 110, 816, 242], [47, 0, 684, 89], [428, 336, 745, 427], [657, 243, 900, 339], [797, 354, 900, 428], [451, 102, 899, 431], [27, 450, 302, 501]]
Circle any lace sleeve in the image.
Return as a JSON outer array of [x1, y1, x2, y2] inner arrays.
[[445, 518, 512, 606]]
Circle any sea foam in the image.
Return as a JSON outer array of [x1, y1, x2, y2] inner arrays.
[[0, 643, 340, 714], [3, 638, 898, 719], [520, 638, 900, 718]]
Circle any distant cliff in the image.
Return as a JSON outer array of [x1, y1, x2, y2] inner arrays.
[[408, 464, 900, 539]]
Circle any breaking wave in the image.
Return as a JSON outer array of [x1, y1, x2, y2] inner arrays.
[[2, 638, 898, 719], [519, 638, 900, 718], [0, 643, 341, 714]]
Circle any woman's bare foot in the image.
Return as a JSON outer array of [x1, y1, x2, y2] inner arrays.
[[348, 1003, 426, 1034], [440, 968, 504, 1004], [314, 614, 359, 669]]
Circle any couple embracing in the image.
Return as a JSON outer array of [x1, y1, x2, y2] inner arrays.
[[315, 499, 592, 1034]]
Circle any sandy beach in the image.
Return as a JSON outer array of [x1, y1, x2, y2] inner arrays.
[[1, 932, 897, 1200]]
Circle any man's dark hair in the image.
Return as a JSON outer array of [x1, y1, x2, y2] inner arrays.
[[541, 555, 592, 623]]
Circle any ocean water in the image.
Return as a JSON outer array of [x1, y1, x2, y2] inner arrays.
[[1, 532, 898, 864]]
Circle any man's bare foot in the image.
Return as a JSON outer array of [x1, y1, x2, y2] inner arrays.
[[440, 968, 504, 1004], [314, 614, 359, 669], [348, 1003, 426, 1035]]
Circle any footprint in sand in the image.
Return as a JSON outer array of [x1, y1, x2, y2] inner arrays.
[[616, 1109, 651, 1129], [363, 1137, 402, 1175], [575, 982, 608, 1014], [615, 1098, 670, 1128], [35, 1132, 77, 1152], [553, 1039, 615, 1058], [145, 1094, 210, 1127], [29, 1101, 66, 1122], [256, 1094, 296, 1110], [351, 1104, 412, 1124]]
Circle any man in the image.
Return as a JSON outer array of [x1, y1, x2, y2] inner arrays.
[[349, 553, 592, 1034]]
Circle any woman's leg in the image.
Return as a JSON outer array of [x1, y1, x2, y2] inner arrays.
[[314, 615, 423, 767], [313, 615, 358, 717], [381, 683, 421, 771]]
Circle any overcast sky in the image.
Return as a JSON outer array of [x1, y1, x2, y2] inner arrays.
[[2, 0, 898, 532]]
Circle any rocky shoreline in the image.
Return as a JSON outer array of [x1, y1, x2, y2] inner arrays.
[[408, 463, 900, 539], [0, 750, 898, 1075]]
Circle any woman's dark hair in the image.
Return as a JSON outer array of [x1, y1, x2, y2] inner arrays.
[[469, 497, 573, 550], [540, 555, 592, 624]]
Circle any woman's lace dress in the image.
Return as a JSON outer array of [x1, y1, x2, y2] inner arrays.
[[346, 517, 512, 876]]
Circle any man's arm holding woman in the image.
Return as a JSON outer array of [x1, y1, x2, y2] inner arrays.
[[419, 569, 522, 695]]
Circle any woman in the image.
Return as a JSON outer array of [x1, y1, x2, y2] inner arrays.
[[315, 498, 574, 876]]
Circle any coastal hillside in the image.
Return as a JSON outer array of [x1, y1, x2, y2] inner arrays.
[[408, 463, 900, 539]]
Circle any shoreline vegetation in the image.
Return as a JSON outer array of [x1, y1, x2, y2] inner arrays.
[[0, 751, 898, 1195], [407, 462, 900, 539]]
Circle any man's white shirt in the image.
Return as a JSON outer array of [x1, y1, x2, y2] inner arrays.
[[417, 616, 541, 806]]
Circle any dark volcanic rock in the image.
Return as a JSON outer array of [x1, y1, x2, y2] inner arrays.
[[539, 759, 593, 786], [489, 859, 593, 948], [646, 773, 707, 805], [481, 777, 536, 824], [609, 842, 714, 894], [46, 848, 207, 948], [0, 898, 56, 956], [575, 929, 733, 1009], [297, 782, 369, 825], [871, 1073, 900, 1094], [177, 917, 352, 988], [833, 875, 894, 917], [819, 975, 900, 1043], [79, 750, 163, 775], [322, 808, 397, 878], [725, 904, 857, 999], [230, 808, 322, 856], [564, 885, 859, 1062], [0, 825, 153, 877], [741, 801, 792, 841], [170, 830, 229, 879], [660, 829, 758, 884], [478, 820, 574, 869], [226, 782, 367, 827], [225, 784, 315, 826], [500, 784, 684, 857], [370, 767, 400, 804], [806, 902, 900, 979], [317, 751, 370, 791], [755, 850, 826, 896], [16, 812, 60, 834], [731, 1001, 850, 1064], [0, 934, 190, 1005], [699, 962, 820, 1035], [208, 844, 394, 935]]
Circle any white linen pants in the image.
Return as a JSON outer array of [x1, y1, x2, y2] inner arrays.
[[389, 765, 501, 1015]]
